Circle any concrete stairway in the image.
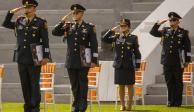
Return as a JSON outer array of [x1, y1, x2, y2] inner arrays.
[[121, 0, 164, 32], [0, 0, 133, 10], [0, 0, 164, 103]]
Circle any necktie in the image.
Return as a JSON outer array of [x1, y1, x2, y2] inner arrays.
[[75, 23, 79, 30], [26, 19, 30, 25], [172, 30, 175, 35]]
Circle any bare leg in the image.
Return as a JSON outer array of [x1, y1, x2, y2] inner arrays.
[[119, 85, 125, 110], [127, 85, 134, 110]]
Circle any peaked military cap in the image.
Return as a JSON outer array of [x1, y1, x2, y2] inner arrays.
[[22, 0, 38, 7], [168, 12, 182, 19], [70, 4, 86, 11]]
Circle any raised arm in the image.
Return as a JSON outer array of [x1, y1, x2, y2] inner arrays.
[[101, 29, 117, 44], [150, 20, 168, 37], [101, 25, 119, 44], [52, 12, 72, 37]]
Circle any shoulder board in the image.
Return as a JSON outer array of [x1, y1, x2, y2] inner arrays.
[[86, 23, 96, 32], [35, 17, 48, 28], [180, 28, 188, 33], [177, 27, 188, 33], [184, 29, 189, 35], [35, 16, 47, 22]]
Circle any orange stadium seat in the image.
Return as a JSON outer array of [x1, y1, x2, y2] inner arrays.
[[40, 63, 56, 112], [0, 64, 5, 111], [183, 63, 194, 104], [88, 65, 102, 112]]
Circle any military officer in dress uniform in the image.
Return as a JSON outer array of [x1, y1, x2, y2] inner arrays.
[[52, 4, 98, 112], [2, 0, 50, 112], [102, 19, 141, 111], [150, 12, 191, 107]]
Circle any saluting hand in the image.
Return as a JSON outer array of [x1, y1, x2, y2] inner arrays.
[[158, 19, 168, 25], [10, 6, 24, 14], [111, 25, 119, 32], [61, 11, 72, 22]]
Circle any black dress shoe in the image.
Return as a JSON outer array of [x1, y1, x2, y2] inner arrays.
[[174, 104, 181, 107], [78, 99, 87, 112], [71, 106, 79, 112], [167, 103, 174, 107]]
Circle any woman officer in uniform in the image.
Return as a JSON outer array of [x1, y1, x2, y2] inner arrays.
[[101, 18, 141, 111]]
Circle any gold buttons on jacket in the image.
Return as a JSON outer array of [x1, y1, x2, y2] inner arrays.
[[75, 38, 77, 40], [24, 39, 27, 42], [75, 43, 77, 46], [24, 46, 26, 48], [74, 48, 77, 51], [25, 33, 27, 36], [122, 47, 124, 49]]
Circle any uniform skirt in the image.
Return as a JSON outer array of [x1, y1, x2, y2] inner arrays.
[[114, 67, 135, 85]]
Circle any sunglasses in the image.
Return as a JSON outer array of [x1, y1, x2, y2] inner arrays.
[[169, 18, 178, 22]]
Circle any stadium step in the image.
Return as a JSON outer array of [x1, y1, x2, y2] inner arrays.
[[133, 0, 164, 3], [144, 95, 194, 105], [0, 44, 68, 63], [0, 9, 116, 28], [2, 83, 72, 103], [2, 63, 69, 84], [0, 25, 103, 44], [120, 11, 151, 21], [147, 83, 194, 95], [132, 2, 162, 11], [0, 0, 132, 11]]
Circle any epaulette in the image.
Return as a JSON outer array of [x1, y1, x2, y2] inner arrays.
[[35, 17, 47, 22], [87, 23, 96, 32], [36, 17, 48, 28]]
